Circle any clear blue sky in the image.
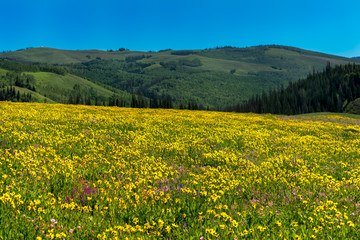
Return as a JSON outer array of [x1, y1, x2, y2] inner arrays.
[[1, 0, 360, 57]]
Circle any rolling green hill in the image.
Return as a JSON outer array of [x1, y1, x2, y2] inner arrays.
[[1, 45, 359, 109], [25, 72, 131, 104], [0, 63, 132, 105], [13, 86, 57, 103]]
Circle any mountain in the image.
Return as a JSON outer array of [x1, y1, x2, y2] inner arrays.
[[1, 45, 359, 109]]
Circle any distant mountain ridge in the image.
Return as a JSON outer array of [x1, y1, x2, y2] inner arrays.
[[1, 45, 360, 109], [0, 45, 357, 65]]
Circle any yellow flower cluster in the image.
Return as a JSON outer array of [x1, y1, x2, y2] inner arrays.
[[0, 102, 360, 239]]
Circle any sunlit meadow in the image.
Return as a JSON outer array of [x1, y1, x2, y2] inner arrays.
[[1, 102, 360, 239]]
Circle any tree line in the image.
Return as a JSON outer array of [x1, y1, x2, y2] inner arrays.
[[228, 63, 360, 115], [0, 59, 67, 75], [67, 87, 203, 110], [0, 86, 32, 102]]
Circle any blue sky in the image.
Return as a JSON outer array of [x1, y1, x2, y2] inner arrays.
[[1, 0, 360, 57]]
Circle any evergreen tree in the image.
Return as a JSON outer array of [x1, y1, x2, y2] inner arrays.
[[232, 63, 360, 115], [131, 94, 138, 108]]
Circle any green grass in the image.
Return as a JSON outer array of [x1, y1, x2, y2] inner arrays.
[[0, 68, 8, 75], [25, 72, 131, 103], [14, 86, 57, 103]]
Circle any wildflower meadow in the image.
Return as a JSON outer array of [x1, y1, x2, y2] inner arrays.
[[1, 102, 360, 239]]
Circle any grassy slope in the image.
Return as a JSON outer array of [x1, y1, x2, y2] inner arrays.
[[13, 86, 57, 103], [25, 72, 131, 103], [194, 46, 358, 77], [0, 66, 132, 104]]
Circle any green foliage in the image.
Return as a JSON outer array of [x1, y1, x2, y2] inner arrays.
[[345, 98, 360, 114], [0, 86, 36, 102], [171, 50, 196, 56], [125, 54, 151, 62], [178, 58, 202, 67], [66, 59, 266, 109]]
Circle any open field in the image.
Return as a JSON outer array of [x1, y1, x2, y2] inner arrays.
[[1, 102, 360, 239]]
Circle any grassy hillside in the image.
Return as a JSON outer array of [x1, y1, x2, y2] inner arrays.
[[0, 63, 132, 105], [26, 72, 130, 103], [13, 86, 57, 103], [1, 46, 359, 109]]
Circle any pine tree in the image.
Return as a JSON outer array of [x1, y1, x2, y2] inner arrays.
[[131, 94, 138, 108]]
